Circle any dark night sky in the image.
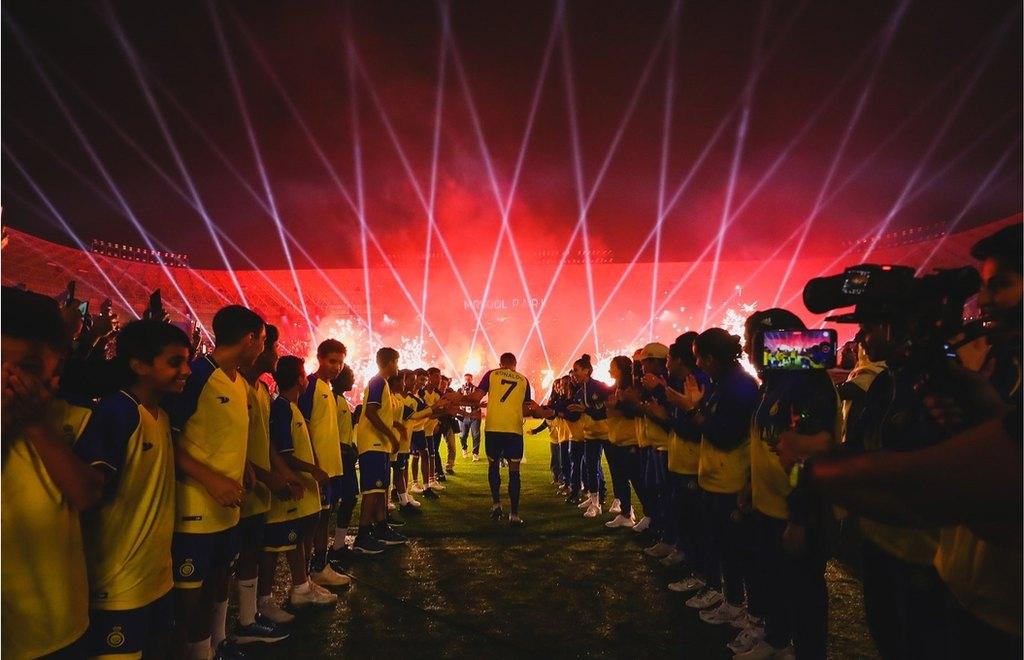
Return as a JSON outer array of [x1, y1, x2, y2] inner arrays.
[[3, 0, 1021, 269]]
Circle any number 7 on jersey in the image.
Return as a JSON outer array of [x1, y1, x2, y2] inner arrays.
[[499, 379, 518, 402]]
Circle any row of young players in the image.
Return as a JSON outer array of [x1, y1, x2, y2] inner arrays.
[[527, 294, 1018, 660], [1, 289, 480, 660], [534, 330, 821, 659]]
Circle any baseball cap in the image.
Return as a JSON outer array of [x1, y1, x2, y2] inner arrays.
[[641, 342, 669, 360]]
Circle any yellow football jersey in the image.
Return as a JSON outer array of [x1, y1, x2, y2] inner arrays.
[[241, 380, 272, 518], [553, 418, 571, 443], [267, 398, 322, 522], [391, 392, 410, 456], [77, 390, 175, 610], [337, 394, 355, 447], [667, 432, 700, 475], [697, 437, 750, 494], [607, 409, 637, 447], [643, 415, 671, 452], [298, 376, 343, 477], [166, 355, 250, 534], [421, 388, 441, 435], [576, 380, 611, 440], [635, 415, 648, 447], [404, 392, 427, 432], [356, 375, 395, 453], [2, 401, 91, 659], [480, 368, 532, 434], [935, 525, 1022, 636]]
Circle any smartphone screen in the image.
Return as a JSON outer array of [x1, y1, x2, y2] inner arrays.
[[762, 329, 837, 370], [78, 300, 89, 317]]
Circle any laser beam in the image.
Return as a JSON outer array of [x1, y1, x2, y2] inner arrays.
[[103, 1, 248, 307], [207, 0, 317, 346]]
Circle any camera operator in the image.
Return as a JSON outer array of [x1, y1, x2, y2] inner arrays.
[[783, 251, 1018, 659], [930, 223, 1022, 657]]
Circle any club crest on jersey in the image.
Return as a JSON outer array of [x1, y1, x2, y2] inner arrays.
[[106, 627, 126, 648], [374, 479, 384, 489], [217, 396, 230, 404], [179, 559, 196, 577], [288, 530, 298, 542]]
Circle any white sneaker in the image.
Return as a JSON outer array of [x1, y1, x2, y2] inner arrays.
[[668, 576, 705, 593], [289, 582, 337, 607], [257, 598, 295, 624], [472, 454, 480, 462], [407, 496, 422, 507], [310, 565, 351, 587], [685, 589, 723, 609], [583, 502, 602, 518], [660, 549, 686, 566], [608, 498, 622, 514], [429, 480, 445, 491], [699, 601, 745, 625], [632, 516, 652, 533], [387, 500, 396, 511], [410, 482, 424, 493], [311, 581, 337, 598], [732, 640, 793, 660], [732, 612, 763, 631], [605, 514, 636, 528], [577, 498, 591, 510], [644, 542, 674, 558], [462, 450, 468, 458], [727, 623, 766, 654]]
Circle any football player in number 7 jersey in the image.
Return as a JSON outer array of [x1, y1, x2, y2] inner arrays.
[[455, 352, 551, 525]]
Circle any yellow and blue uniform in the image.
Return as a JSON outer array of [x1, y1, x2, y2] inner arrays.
[[355, 375, 394, 493], [390, 392, 415, 470], [576, 379, 610, 493], [479, 368, 532, 460], [264, 398, 322, 552], [237, 380, 273, 554], [407, 391, 429, 452], [336, 394, 360, 504], [2, 400, 92, 660], [696, 365, 759, 495], [750, 380, 840, 520], [76, 390, 176, 658], [298, 375, 343, 508], [241, 380, 272, 520], [164, 355, 248, 588]]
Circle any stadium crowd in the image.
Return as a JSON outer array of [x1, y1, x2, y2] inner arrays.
[[1, 223, 1020, 660]]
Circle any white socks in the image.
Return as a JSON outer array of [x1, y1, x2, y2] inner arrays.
[[211, 599, 228, 648], [237, 578, 257, 627]]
